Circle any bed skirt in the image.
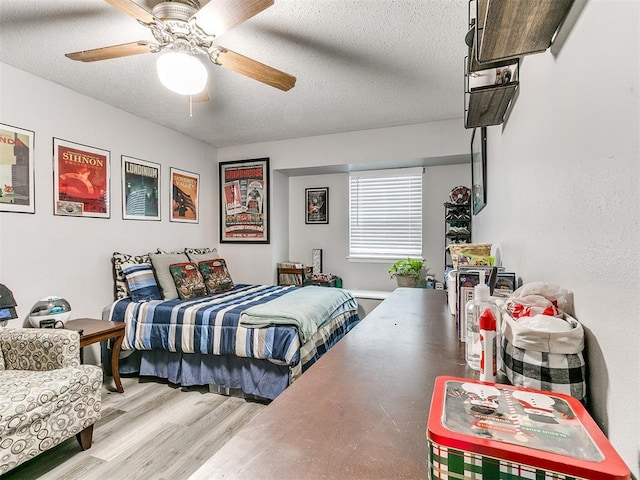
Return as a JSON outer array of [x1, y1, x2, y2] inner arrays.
[[105, 310, 359, 400]]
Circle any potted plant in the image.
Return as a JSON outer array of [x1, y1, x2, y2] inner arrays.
[[388, 258, 424, 288]]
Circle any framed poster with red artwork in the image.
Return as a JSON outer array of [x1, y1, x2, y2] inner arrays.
[[170, 167, 199, 223], [53, 138, 110, 218], [219, 157, 269, 243]]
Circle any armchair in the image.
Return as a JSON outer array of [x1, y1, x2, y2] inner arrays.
[[0, 328, 103, 474]]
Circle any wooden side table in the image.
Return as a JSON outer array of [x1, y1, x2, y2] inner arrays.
[[65, 318, 125, 393]]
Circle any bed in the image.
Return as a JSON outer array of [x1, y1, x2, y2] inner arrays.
[[106, 282, 360, 400]]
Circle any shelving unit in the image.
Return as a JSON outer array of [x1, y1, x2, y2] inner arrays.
[[464, 0, 573, 128], [277, 263, 310, 286], [444, 202, 472, 270], [464, 59, 519, 129], [474, 0, 574, 63]]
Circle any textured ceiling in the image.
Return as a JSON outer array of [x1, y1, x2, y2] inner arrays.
[[0, 0, 468, 148]]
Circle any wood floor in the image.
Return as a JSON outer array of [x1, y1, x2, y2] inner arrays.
[[2, 376, 267, 480]]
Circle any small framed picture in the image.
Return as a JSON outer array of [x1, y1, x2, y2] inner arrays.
[[305, 187, 328, 224], [312, 248, 323, 274], [170, 167, 199, 223]]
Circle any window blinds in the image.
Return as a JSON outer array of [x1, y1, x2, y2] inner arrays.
[[349, 168, 423, 259]]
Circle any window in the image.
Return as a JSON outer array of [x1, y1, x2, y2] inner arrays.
[[349, 167, 423, 260]]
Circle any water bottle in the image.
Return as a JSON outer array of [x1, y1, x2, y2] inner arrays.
[[465, 271, 500, 371]]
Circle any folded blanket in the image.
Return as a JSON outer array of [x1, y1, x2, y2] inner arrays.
[[240, 286, 358, 343]]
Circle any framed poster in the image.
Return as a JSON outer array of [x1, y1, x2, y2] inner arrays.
[[53, 138, 110, 218], [122, 156, 160, 221], [0, 123, 35, 214], [170, 167, 199, 223], [219, 157, 269, 243], [471, 127, 487, 215], [305, 187, 329, 224]]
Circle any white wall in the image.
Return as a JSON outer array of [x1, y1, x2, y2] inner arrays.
[[220, 120, 470, 171], [287, 164, 470, 291], [473, 1, 639, 474], [217, 119, 471, 288], [0, 63, 217, 326]]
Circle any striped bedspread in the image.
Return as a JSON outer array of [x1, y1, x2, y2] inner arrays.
[[108, 284, 357, 367]]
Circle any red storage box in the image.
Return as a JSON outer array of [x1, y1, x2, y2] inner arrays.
[[427, 376, 630, 480]]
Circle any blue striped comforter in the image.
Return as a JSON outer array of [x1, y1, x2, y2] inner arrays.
[[108, 284, 355, 366]]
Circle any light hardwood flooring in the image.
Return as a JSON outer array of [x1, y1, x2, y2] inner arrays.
[[2, 376, 267, 480]]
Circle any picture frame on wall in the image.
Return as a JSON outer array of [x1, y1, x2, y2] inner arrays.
[[471, 127, 487, 215], [0, 123, 35, 214], [170, 167, 199, 223], [121, 156, 160, 221], [53, 137, 110, 218], [219, 157, 269, 243], [305, 187, 329, 224]]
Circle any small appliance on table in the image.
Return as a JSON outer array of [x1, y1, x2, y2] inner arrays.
[[427, 376, 630, 480]]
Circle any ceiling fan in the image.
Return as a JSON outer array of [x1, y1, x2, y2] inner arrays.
[[65, 0, 296, 98]]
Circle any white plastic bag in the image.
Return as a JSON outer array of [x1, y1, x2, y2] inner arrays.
[[506, 282, 573, 319]]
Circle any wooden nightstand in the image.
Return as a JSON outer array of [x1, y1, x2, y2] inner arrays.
[[65, 318, 125, 393]]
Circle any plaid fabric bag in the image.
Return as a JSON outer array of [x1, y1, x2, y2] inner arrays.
[[501, 312, 587, 403]]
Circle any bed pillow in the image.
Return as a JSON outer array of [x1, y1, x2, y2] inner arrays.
[[112, 251, 151, 300], [150, 252, 190, 300], [156, 248, 185, 255], [169, 262, 208, 300], [185, 247, 217, 256], [121, 262, 162, 302], [185, 247, 219, 263], [198, 258, 234, 294]]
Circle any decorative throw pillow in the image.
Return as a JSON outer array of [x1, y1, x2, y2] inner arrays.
[[121, 262, 162, 302], [198, 258, 234, 294], [185, 247, 219, 263], [150, 252, 190, 300], [112, 251, 151, 300], [169, 262, 208, 300]]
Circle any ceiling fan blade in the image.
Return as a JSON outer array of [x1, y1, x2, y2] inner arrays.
[[65, 41, 154, 62], [194, 0, 274, 37], [103, 0, 156, 24], [214, 48, 296, 91]]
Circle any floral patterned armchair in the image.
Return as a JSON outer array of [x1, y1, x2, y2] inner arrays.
[[0, 328, 103, 474]]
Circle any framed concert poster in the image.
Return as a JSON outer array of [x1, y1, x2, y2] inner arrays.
[[53, 138, 110, 218], [219, 157, 269, 243], [121, 156, 160, 221], [305, 187, 329, 224], [0, 123, 35, 214], [170, 167, 199, 223]]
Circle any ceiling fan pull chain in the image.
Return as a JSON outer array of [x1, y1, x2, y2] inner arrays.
[[189, 95, 193, 118]]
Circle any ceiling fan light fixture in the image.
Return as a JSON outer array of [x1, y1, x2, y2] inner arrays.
[[156, 51, 208, 95]]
